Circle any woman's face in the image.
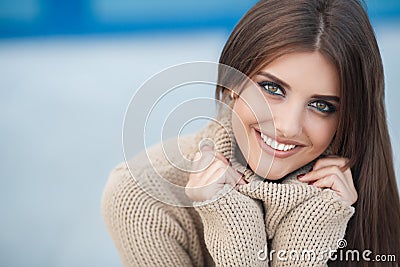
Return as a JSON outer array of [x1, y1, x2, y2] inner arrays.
[[231, 51, 340, 179]]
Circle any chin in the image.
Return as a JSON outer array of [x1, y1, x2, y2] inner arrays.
[[264, 164, 295, 180], [249, 152, 308, 180], [250, 167, 282, 180], [265, 172, 288, 180]]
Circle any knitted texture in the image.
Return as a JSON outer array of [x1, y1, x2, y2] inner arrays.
[[101, 110, 355, 266], [101, 134, 215, 267]]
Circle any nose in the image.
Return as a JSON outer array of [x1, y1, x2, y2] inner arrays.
[[273, 103, 304, 138]]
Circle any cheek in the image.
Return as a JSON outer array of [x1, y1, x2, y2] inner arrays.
[[305, 116, 338, 150], [232, 89, 274, 128], [231, 95, 265, 160], [232, 99, 254, 125], [231, 99, 253, 143]]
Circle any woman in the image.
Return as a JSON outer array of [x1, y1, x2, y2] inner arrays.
[[101, 0, 400, 266]]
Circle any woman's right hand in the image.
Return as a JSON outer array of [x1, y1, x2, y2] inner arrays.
[[185, 145, 247, 202]]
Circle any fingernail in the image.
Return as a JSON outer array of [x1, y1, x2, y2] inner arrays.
[[237, 171, 245, 178], [236, 178, 247, 185], [297, 173, 306, 179], [236, 168, 244, 174]]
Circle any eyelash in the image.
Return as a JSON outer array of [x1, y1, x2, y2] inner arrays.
[[257, 81, 337, 114]]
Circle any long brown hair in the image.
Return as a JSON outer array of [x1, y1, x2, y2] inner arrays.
[[215, 0, 400, 265]]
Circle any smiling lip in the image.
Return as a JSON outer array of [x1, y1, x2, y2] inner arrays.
[[254, 129, 304, 159]]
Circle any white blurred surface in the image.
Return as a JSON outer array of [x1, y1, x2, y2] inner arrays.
[[0, 25, 398, 266]]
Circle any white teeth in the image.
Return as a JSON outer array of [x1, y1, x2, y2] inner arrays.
[[266, 138, 272, 146], [272, 140, 278, 149], [260, 132, 297, 152]]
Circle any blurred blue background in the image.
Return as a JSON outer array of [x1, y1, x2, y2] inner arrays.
[[0, 1, 399, 266]]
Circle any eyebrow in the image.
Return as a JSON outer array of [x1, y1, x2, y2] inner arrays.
[[258, 71, 291, 89], [257, 71, 340, 103], [311, 95, 340, 103]]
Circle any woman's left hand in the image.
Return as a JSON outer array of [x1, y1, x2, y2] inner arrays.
[[297, 156, 358, 206]]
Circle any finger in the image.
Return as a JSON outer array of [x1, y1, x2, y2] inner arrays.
[[202, 160, 244, 187], [313, 157, 349, 172], [200, 160, 229, 185], [225, 167, 246, 186], [189, 153, 224, 182], [225, 165, 245, 184], [307, 159, 354, 187], [236, 178, 247, 186], [189, 152, 203, 180], [192, 146, 231, 175], [191, 151, 201, 170], [298, 165, 344, 182], [311, 175, 356, 205], [193, 149, 218, 172], [200, 144, 229, 165], [342, 168, 354, 184], [311, 173, 344, 191], [211, 167, 245, 188]]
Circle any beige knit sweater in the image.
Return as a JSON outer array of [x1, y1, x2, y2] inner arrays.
[[101, 110, 355, 267]]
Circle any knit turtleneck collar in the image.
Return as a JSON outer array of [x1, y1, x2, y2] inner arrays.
[[197, 110, 341, 239]]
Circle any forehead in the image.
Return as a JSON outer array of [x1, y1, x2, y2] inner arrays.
[[257, 51, 340, 97]]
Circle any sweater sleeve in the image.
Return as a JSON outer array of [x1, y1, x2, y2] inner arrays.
[[268, 188, 355, 266], [193, 184, 269, 267], [235, 178, 355, 266], [101, 162, 200, 267]]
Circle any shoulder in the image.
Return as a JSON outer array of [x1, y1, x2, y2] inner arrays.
[[122, 120, 218, 183], [102, 132, 196, 197], [101, 122, 216, 210]]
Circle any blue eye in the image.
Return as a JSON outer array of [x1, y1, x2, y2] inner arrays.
[[258, 81, 285, 96], [309, 101, 337, 113]]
